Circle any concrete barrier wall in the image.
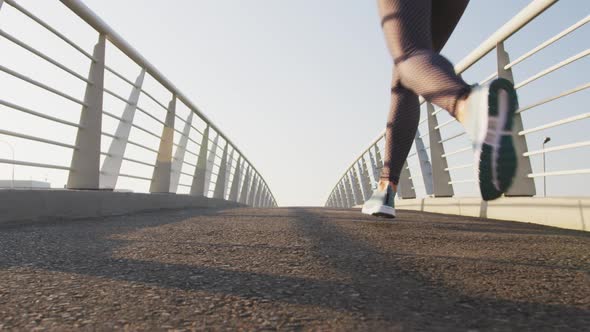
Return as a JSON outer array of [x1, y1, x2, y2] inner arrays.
[[396, 197, 589, 232], [0, 190, 243, 224]]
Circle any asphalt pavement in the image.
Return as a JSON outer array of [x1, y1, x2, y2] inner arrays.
[[0, 207, 588, 331]]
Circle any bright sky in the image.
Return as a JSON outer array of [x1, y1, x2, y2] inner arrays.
[[0, 1, 588, 206]]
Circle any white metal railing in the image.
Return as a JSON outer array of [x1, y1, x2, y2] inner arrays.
[[0, 0, 277, 207], [326, 0, 589, 208]]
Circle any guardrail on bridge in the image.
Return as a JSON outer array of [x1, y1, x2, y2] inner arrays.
[[325, 0, 589, 230], [0, 0, 277, 208]]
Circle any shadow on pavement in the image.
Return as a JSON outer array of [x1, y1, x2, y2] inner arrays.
[[0, 207, 588, 330]]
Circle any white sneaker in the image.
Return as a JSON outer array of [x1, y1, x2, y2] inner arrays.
[[462, 78, 518, 201], [361, 183, 396, 218]]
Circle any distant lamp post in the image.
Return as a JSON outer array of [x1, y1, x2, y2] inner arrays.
[[542, 136, 551, 197], [0, 140, 15, 189]]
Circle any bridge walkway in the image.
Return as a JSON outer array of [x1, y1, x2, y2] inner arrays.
[[0, 208, 588, 330]]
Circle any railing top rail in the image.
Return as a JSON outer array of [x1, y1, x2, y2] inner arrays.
[[58, 0, 273, 198], [454, 0, 558, 74]]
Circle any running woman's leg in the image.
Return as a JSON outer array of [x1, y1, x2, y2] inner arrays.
[[364, 0, 473, 216], [379, 70, 420, 186], [376, 0, 518, 201], [431, 1, 469, 54], [379, 0, 469, 186], [377, 0, 471, 116]]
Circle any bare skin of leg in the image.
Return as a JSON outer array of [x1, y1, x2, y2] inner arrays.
[[378, 180, 398, 192], [455, 97, 469, 123]]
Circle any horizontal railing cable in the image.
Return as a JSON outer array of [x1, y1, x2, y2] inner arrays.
[[0, 64, 87, 106], [524, 140, 590, 157], [117, 173, 152, 181], [505, 15, 590, 70], [127, 140, 158, 154], [0, 128, 77, 149], [5, 0, 95, 61], [0, 29, 92, 84], [0, 158, 71, 170], [516, 82, 590, 114], [442, 147, 471, 158], [519, 112, 590, 136], [0, 99, 81, 128], [514, 49, 590, 90], [105, 65, 139, 87], [528, 169, 590, 177]]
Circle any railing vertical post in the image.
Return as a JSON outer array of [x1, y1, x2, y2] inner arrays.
[[255, 177, 262, 207], [263, 186, 270, 207], [344, 174, 355, 207], [351, 168, 364, 205], [345, 173, 354, 206], [247, 174, 258, 206], [224, 148, 234, 199], [237, 159, 246, 200], [255, 178, 262, 207], [204, 133, 219, 196], [368, 147, 380, 185], [340, 183, 347, 207], [252, 178, 260, 207], [374, 144, 384, 177], [334, 184, 343, 208], [336, 183, 344, 208], [348, 175, 356, 207], [255, 179, 264, 207], [329, 189, 336, 208], [358, 158, 373, 200], [213, 142, 228, 199], [497, 42, 536, 197], [190, 124, 209, 196], [427, 103, 454, 197], [100, 69, 145, 190], [67, 34, 105, 190], [150, 95, 176, 193], [259, 187, 266, 207], [415, 128, 434, 195], [336, 185, 345, 208], [270, 191, 275, 207], [228, 156, 242, 202], [398, 161, 416, 199], [239, 165, 251, 205], [262, 188, 269, 208], [248, 172, 259, 207], [169, 111, 193, 193], [258, 187, 266, 208]]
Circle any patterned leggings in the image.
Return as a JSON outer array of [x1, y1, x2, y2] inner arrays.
[[377, 0, 471, 184]]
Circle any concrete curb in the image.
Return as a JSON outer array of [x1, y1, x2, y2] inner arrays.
[[395, 197, 589, 232], [0, 190, 243, 224]]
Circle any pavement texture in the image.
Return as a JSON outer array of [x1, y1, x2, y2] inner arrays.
[[0, 207, 588, 331]]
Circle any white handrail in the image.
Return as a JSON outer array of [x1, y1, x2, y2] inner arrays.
[[58, 0, 273, 195], [454, 0, 558, 74], [506, 14, 590, 70]]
